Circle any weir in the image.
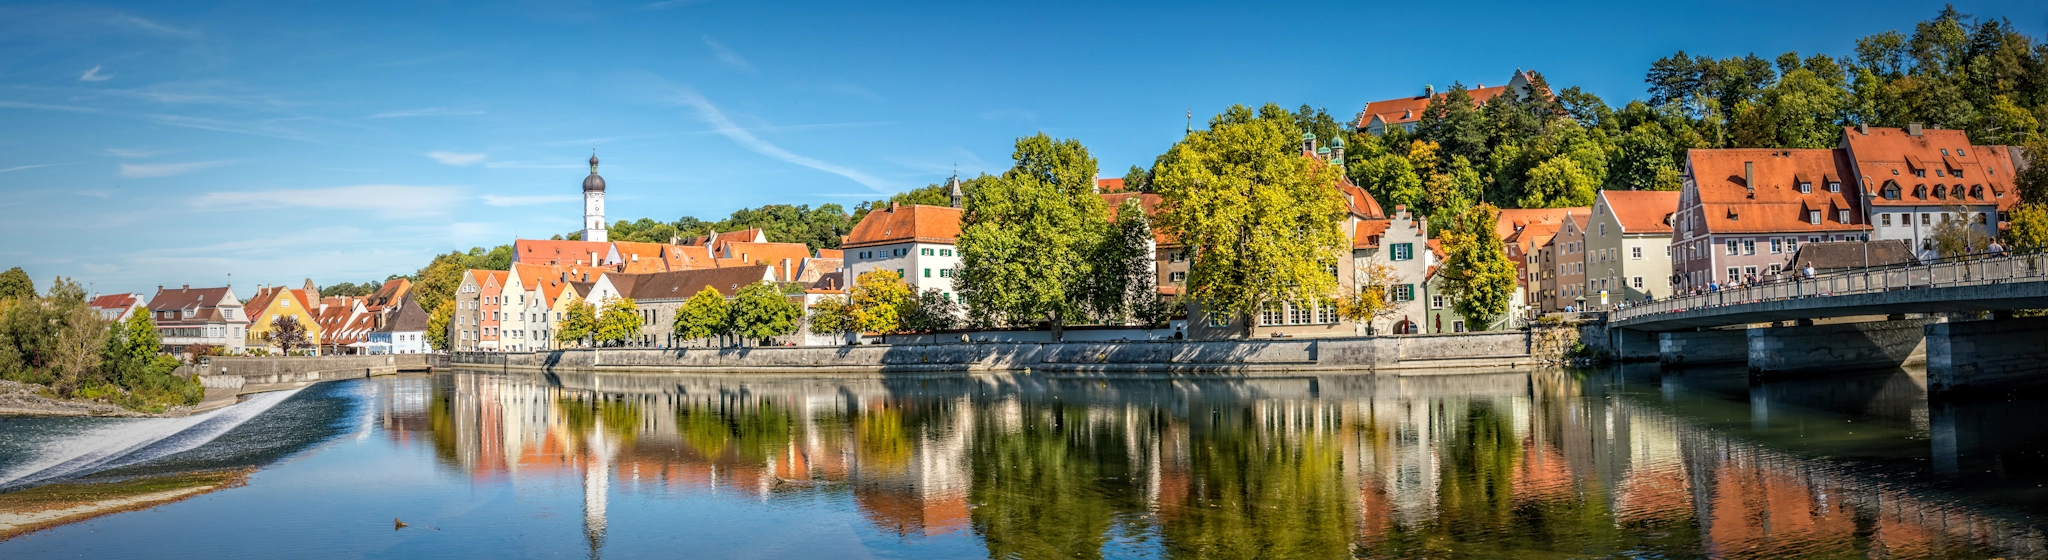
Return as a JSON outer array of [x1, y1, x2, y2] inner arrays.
[[0, 388, 305, 490]]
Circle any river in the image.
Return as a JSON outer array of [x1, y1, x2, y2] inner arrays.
[[0, 365, 2043, 558]]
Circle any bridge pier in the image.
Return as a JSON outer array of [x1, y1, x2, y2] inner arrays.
[[1658, 329, 1747, 367], [1746, 318, 1932, 376], [1609, 327, 1659, 363], [1927, 316, 2048, 394]]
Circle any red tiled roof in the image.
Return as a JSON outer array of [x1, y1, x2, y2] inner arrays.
[[724, 241, 813, 281], [1353, 219, 1392, 249], [1599, 190, 1680, 234], [147, 286, 236, 312], [1357, 85, 1513, 129], [1095, 178, 1127, 192], [90, 293, 139, 311], [815, 248, 844, 259], [1494, 208, 1584, 240], [1687, 148, 1868, 234], [843, 204, 962, 248], [1843, 126, 2015, 210], [513, 239, 614, 266]]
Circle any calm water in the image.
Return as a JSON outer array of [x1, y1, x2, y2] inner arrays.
[[1, 366, 2045, 559]]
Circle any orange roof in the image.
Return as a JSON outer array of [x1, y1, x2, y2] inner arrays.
[[1339, 181, 1384, 218], [1356, 84, 1514, 129], [89, 293, 140, 311], [724, 241, 813, 281], [1494, 207, 1584, 240], [684, 228, 768, 255], [1353, 219, 1392, 249], [815, 248, 844, 259], [1598, 190, 1680, 234], [1095, 177, 1127, 192], [843, 204, 962, 248], [1425, 239, 1445, 261], [1843, 126, 2016, 210], [1687, 148, 1869, 234], [513, 239, 613, 266]]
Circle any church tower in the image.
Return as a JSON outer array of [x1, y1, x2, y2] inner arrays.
[[582, 153, 608, 243]]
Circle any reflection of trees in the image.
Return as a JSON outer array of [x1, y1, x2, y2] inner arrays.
[[558, 396, 640, 452], [1158, 408, 1354, 559], [674, 398, 795, 464], [967, 403, 1146, 559]]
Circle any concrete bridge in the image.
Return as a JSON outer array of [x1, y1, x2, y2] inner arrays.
[[1603, 252, 2048, 393]]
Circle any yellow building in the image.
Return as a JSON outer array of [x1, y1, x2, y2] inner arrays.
[[243, 284, 323, 355]]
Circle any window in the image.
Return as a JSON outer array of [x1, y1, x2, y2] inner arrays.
[[1839, 210, 1851, 223], [1976, 213, 1987, 224], [1453, 321, 1466, 333], [1665, 245, 1672, 257], [1726, 240, 1739, 255], [1808, 210, 1821, 225], [921, 248, 933, 256], [1392, 243, 1414, 261], [1170, 251, 1186, 262], [1430, 295, 1445, 309], [1743, 239, 1755, 255], [941, 249, 953, 256], [1395, 284, 1415, 301], [923, 268, 931, 278], [1958, 148, 1967, 157], [1598, 224, 1606, 236], [1798, 182, 1811, 194], [1883, 183, 1901, 199], [1631, 247, 1643, 260], [1808, 236, 1821, 243], [1956, 169, 1965, 179], [1828, 182, 1840, 193], [1941, 213, 1951, 223], [1881, 213, 1893, 226], [1727, 267, 1740, 282], [1631, 276, 1644, 289], [1169, 271, 1185, 283], [1921, 213, 1931, 225], [1744, 266, 1758, 277], [939, 269, 951, 278], [1915, 169, 1927, 178], [1771, 238, 1783, 253], [1937, 169, 1946, 177], [1768, 264, 1782, 276], [1786, 237, 1799, 253], [896, 269, 904, 277]]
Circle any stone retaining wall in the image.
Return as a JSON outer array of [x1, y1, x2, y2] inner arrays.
[[453, 332, 1536, 375], [189, 354, 434, 385]]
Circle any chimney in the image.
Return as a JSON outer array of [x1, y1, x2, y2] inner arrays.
[[183, 284, 189, 290], [1857, 122, 1869, 135], [888, 201, 898, 212], [1744, 161, 1755, 198], [1907, 122, 1923, 136], [589, 251, 599, 266], [781, 258, 793, 282]]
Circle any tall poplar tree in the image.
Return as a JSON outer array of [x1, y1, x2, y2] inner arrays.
[[1153, 104, 1347, 336], [1437, 204, 1518, 330], [955, 134, 1106, 339]]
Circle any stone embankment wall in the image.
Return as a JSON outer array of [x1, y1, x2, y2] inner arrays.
[[186, 354, 435, 389], [452, 331, 1536, 375]]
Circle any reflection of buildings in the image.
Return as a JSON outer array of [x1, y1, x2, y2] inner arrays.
[[395, 369, 2046, 558]]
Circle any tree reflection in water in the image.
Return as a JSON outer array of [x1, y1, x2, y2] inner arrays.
[[401, 369, 2039, 559]]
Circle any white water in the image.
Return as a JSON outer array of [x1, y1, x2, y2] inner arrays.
[[0, 388, 305, 490]]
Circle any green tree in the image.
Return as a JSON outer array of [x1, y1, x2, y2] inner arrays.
[[849, 270, 912, 338], [806, 297, 851, 339], [955, 134, 1106, 338], [674, 287, 732, 346], [1416, 83, 1489, 164], [1608, 124, 1684, 191], [899, 288, 959, 333], [1437, 205, 1518, 330], [0, 278, 107, 397], [0, 267, 31, 301], [426, 299, 454, 351], [262, 315, 311, 355], [1082, 197, 1156, 324], [728, 281, 800, 345], [593, 297, 640, 346], [100, 311, 201, 410], [556, 301, 597, 347], [2007, 204, 2048, 252], [1154, 105, 1348, 336]]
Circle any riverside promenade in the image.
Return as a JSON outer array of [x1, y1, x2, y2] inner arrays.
[[450, 331, 1545, 376]]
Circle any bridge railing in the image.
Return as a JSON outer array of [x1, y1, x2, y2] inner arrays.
[[1611, 251, 2048, 323]]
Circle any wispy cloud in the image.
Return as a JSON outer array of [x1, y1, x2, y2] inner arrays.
[[191, 185, 461, 218], [78, 65, 110, 82], [426, 151, 487, 166], [702, 36, 757, 74], [642, 0, 712, 10], [483, 160, 580, 170], [119, 160, 232, 178], [480, 194, 579, 207], [671, 87, 888, 192], [111, 13, 200, 39], [0, 163, 77, 173], [369, 107, 485, 119], [104, 148, 164, 158]]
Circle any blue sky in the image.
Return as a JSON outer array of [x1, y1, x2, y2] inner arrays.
[[2, 0, 2044, 296]]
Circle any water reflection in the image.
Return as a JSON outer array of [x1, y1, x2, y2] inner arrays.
[[387, 369, 2046, 559]]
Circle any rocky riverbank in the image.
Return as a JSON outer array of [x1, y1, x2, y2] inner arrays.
[[0, 380, 170, 418]]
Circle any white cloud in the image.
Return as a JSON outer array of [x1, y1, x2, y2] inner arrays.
[[0, 163, 76, 173], [671, 87, 889, 192], [190, 185, 462, 218], [104, 148, 164, 158], [426, 151, 487, 166], [118, 160, 232, 178], [702, 36, 757, 74], [369, 107, 485, 119], [480, 194, 579, 207], [78, 65, 110, 82], [111, 13, 200, 39]]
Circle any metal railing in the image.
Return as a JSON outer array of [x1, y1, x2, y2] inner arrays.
[[1611, 251, 2048, 323]]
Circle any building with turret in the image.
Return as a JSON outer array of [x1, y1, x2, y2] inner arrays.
[[583, 154, 608, 243]]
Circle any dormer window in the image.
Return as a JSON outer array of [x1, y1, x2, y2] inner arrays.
[[1882, 183, 1901, 199], [1950, 185, 1964, 199], [1913, 185, 1926, 198], [1838, 210, 1850, 223], [1955, 169, 1964, 179], [1808, 210, 1821, 225], [1827, 182, 1840, 193], [1933, 185, 1946, 199], [1916, 169, 1927, 178], [1798, 182, 1811, 194]]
